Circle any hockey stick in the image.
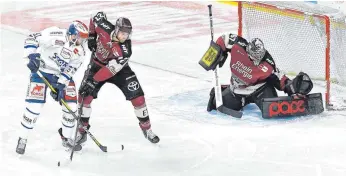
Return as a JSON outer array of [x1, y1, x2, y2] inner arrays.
[[73, 94, 110, 154], [36, 71, 110, 153], [70, 95, 84, 161], [36, 71, 79, 118], [207, 5, 243, 118]]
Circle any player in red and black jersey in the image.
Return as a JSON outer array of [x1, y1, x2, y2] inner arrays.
[[77, 12, 159, 147], [204, 33, 323, 118]]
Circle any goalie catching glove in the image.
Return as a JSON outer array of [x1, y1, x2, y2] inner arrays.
[[284, 72, 313, 97]]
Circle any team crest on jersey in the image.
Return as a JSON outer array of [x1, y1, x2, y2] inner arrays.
[[60, 47, 72, 59], [27, 83, 45, 100], [49, 53, 68, 69]]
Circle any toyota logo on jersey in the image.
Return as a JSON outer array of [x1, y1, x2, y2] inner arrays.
[[127, 81, 139, 91]]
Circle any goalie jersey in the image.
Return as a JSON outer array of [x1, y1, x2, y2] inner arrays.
[[217, 33, 290, 95], [23, 26, 86, 85]]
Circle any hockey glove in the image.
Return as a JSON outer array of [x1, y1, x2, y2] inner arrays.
[[79, 79, 98, 97], [285, 72, 313, 97], [27, 53, 41, 73], [88, 33, 97, 52], [93, 12, 107, 21], [218, 51, 228, 68], [50, 83, 65, 102]]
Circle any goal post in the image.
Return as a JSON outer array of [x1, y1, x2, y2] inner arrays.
[[238, 1, 346, 110]]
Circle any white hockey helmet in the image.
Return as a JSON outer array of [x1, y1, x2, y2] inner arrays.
[[67, 20, 88, 45], [246, 38, 266, 64]]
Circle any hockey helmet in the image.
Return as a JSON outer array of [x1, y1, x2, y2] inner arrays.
[[246, 38, 266, 64], [112, 17, 132, 42], [67, 20, 88, 45]]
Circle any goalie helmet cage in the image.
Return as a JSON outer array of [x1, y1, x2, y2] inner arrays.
[[238, 1, 346, 110]]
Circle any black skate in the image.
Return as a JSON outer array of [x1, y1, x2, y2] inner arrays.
[[16, 137, 27, 155], [139, 121, 160, 144], [58, 128, 82, 151]]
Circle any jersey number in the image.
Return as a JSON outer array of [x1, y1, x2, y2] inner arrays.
[[29, 32, 42, 39], [94, 12, 107, 22]]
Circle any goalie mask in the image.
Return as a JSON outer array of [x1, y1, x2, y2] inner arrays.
[[246, 38, 266, 65]]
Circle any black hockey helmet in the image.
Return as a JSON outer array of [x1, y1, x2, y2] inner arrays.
[[115, 17, 132, 35]]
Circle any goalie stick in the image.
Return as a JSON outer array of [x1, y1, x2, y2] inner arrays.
[[207, 5, 243, 118]]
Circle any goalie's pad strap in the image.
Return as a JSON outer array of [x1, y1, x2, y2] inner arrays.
[[261, 93, 324, 118]]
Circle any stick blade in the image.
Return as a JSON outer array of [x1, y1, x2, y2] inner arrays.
[[217, 106, 243, 118], [100, 146, 107, 152]]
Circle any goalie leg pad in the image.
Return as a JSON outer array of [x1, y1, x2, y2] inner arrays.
[[207, 86, 243, 112], [261, 93, 324, 118]]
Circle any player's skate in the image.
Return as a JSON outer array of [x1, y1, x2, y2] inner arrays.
[[16, 137, 27, 154], [139, 120, 160, 144], [75, 122, 90, 146], [58, 128, 82, 151]]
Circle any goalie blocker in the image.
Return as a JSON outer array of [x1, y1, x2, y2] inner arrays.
[[261, 93, 324, 118], [199, 40, 227, 71]]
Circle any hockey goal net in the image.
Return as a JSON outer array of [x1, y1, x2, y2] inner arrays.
[[238, 1, 346, 110]]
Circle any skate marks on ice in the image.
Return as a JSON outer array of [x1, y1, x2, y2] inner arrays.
[[2, 123, 215, 176], [150, 89, 334, 127]]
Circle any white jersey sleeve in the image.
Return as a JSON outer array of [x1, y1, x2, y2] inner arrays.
[[23, 26, 62, 58], [23, 26, 87, 85]]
